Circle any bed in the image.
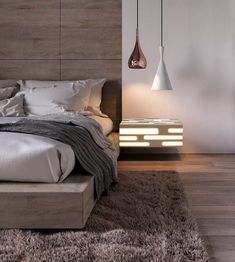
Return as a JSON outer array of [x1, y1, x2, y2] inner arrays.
[[0, 115, 114, 183], [0, 0, 121, 229], [0, 83, 121, 229]]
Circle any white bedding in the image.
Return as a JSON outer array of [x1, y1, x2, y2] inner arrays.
[[0, 132, 75, 183], [0, 115, 113, 183]]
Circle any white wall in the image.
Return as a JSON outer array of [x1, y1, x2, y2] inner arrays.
[[122, 0, 235, 153]]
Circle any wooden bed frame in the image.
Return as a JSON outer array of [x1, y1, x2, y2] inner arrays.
[[0, 0, 121, 229], [0, 176, 95, 229]]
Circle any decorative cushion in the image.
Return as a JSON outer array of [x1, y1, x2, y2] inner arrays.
[[0, 94, 25, 117], [0, 87, 17, 100]]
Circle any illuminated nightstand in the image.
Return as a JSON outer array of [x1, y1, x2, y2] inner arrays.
[[119, 118, 183, 148]]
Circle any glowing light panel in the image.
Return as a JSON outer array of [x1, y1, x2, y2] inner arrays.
[[168, 128, 183, 134], [144, 135, 183, 140], [120, 128, 159, 135], [162, 141, 183, 147], [119, 142, 150, 147], [119, 136, 138, 141]]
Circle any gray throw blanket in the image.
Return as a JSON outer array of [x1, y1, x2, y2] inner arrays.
[[0, 116, 118, 198]]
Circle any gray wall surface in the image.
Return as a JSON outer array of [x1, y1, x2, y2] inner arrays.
[[123, 0, 235, 153]]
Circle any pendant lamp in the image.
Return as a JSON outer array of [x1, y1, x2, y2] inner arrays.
[[128, 0, 147, 69], [152, 0, 172, 90]]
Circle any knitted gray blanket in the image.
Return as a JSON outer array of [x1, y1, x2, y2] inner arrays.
[[0, 115, 118, 198]]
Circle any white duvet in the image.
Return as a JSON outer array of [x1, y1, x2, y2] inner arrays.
[[0, 115, 113, 183], [0, 132, 75, 183]]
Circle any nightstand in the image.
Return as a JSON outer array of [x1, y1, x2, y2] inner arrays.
[[119, 118, 183, 148]]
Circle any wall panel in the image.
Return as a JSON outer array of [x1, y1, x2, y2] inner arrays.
[[61, 0, 121, 59], [0, 0, 60, 59], [0, 0, 121, 77]]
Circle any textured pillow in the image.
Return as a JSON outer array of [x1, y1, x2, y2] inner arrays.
[[0, 94, 25, 117], [85, 79, 107, 117], [0, 80, 18, 89], [73, 80, 92, 111], [18, 82, 91, 116], [0, 86, 17, 100], [18, 80, 73, 90]]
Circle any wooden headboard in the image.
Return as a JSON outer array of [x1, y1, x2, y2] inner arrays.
[[0, 0, 122, 131]]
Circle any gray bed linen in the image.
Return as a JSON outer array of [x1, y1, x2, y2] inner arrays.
[[0, 114, 118, 198]]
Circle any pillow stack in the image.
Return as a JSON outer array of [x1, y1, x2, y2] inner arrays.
[[17, 79, 107, 117], [0, 80, 25, 117], [0, 78, 108, 117]]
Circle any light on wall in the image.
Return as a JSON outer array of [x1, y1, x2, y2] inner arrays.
[[152, 0, 172, 90], [128, 0, 147, 69]]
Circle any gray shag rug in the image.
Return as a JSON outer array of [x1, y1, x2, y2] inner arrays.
[[0, 171, 209, 262]]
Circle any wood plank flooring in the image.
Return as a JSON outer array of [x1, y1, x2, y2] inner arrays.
[[118, 154, 235, 262]]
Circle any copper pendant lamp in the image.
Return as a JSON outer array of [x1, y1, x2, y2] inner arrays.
[[128, 0, 147, 69]]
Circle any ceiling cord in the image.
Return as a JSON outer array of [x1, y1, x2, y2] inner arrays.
[[161, 0, 163, 46], [137, 0, 139, 30]]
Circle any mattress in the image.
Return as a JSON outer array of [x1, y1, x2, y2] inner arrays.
[[0, 115, 114, 183]]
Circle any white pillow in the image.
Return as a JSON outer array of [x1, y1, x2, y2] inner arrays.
[[0, 86, 16, 100], [73, 80, 92, 111], [18, 82, 91, 116], [0, 80, 18, 89], [0, 94, 25, 117], [18, 80, 73, 90], [85, 79, 107, 117]]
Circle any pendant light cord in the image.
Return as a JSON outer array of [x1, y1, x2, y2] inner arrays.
[[160, 0, 163, 46], [135, 0, 139, 38], [137, 0, 139, 31]]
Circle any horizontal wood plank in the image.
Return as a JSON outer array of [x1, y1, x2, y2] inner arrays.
[[0, 60, 60, 80], [191, 206, 235, 219], [61, 0, 121, 59], [0, 0, 60, 59], [61, 59, 121, 80], [197, 219, 235, 236]]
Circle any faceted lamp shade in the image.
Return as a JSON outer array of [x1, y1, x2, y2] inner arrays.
[[128, 34, 147, 69], [152, 46, 172, 90]]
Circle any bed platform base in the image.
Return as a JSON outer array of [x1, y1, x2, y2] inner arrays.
[[0, 175, 95, 229]]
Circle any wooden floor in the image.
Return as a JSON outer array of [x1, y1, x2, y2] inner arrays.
[[118, 154, 235, 262]]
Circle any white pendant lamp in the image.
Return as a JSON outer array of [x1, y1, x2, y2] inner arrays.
[[152, 0, 172, 91]]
